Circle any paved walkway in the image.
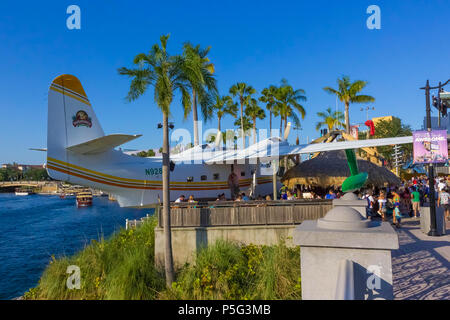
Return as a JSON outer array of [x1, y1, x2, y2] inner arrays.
[[392, 218, 450, 300]]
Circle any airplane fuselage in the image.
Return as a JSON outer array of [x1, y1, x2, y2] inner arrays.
[[46, 149, 275, 207]]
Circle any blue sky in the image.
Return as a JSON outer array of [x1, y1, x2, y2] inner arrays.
[[1, 0, 449, 164]]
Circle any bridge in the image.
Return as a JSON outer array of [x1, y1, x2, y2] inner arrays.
[[0, 181, 47, 188]]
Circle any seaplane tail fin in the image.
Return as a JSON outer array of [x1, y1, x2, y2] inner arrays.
[[47, 74, 105, 180]]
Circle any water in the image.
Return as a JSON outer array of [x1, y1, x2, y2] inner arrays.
[[0, 193, 151, 300]]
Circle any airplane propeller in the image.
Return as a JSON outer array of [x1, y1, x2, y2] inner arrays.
[[283, 122, 291, 141]]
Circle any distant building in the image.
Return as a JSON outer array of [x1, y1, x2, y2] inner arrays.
[[1, 164, 45, 172], [421, 116, 450, 131], [372, 116, 400, 126]]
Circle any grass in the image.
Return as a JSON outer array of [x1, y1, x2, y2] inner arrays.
[[24, 216, 165, 300], [162, 240, 301, 300], [24, 217, 301, 300]]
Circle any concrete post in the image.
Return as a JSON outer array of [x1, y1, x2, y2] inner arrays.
[[333, 192, 368, 218], [420, 203, 447, 236], [293, 204, 399, 300]]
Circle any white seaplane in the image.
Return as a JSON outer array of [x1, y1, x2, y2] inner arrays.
[[43, 74, 413, 207]]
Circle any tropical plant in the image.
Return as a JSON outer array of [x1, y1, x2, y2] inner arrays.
[[209, 94, 237, 133], [136, 149, 156, 157], [181, 43, 217, 146], [373, 118, 412, 163], [229, 83, 256, 148], [274, 79, 307, 135], [315, 107, 345, 132], [233, 116, 253, 136], [118, 34, 192, 286], [207, 94, 237, 145], [323, 76, 375, 134], [259, 85, 279, 136], [245, 98, 266, 144]]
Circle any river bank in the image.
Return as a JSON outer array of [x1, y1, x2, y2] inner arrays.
[[0, 193, 149, 299], [24, 215, 301, 300]]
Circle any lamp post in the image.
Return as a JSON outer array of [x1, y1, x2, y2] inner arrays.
[[420, 79, 450, 237], [361, 106, 375, 139], [360, 106, 375, 121]]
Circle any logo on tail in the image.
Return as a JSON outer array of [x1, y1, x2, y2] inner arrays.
[[72, 110, 92, 128]]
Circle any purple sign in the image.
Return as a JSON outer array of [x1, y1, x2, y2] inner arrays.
[[413, 130, 448, 164]]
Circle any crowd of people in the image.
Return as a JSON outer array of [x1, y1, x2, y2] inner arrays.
[[173, 175, 450, 228], [360, 175, 450, 228]]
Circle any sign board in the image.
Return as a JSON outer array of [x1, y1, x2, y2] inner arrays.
[[260, 160, 278, 176], [350, 126, 359, 140], [413, 130, 448, 164]]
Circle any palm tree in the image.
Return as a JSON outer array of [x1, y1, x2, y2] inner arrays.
[[118, 34, 191, 286], [323, 76, 375, 134], [245, 98, 266, 144], [208, 94, 237, 145], [229, 83, 256, 148], [259, 85, 279, 136], [315, 107, 345, 132], [274, 79, 307, 136], [234, 115, 253, 137], [182, 43, 217, 146]]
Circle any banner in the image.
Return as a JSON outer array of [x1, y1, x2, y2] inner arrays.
[[350, 125, 359, 140], [413, 130, 448, 164]]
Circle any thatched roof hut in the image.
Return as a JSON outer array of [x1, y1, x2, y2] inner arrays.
[[282, 150, 401, 189]]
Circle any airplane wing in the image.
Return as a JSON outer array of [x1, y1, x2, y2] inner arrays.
[[66, 134, 142, 155], [29, 148, 47, 152], [205, 136, 413, 164]]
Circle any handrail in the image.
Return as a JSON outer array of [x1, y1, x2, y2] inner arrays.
[[335, 259, 355, 300], [170, 199, 332, 209]]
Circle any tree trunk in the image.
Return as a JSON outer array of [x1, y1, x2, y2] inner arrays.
[[253, 117, 257, 145], [345, 102, 350, 134], [283, 116, 288, 169], [269, 111, 272, 137], [218, 117, 222, 146], [280, 117, 283, 137], [240, 98, 245, 149], [162, 112, 174, 286], [193, 89, 199, 146]]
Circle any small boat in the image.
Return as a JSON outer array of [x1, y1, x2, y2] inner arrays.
[[15, 187, 35, 196], [76, 190, 93, 207]]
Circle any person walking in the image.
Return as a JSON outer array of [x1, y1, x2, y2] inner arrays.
[[378, 191, 387, 221], [411, 187, 421, 218], [438, 187, 450, 221]]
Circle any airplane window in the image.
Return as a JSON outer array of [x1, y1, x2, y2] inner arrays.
[[187, 176, 194, 182], [201, 175, 207, 181], [213, 173, 219, 180]]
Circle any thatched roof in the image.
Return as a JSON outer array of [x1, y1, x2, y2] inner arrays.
[[282, 150, 401, 189]]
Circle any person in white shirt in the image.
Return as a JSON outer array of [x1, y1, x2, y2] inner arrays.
[[438, 179, 446, 192], [175, 195, 185, 203], [363, 191, 375, 217]]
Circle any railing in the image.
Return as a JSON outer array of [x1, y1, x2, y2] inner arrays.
[[157, 200, 333, 228], [335, 259, 356, 300], [0, 181, 46, 186], [126, 214, 151, 230]]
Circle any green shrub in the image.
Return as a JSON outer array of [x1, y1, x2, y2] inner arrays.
[[25, 216, 165, 300], [162, 240, 301, 300], [25, 216, 301, 300]]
